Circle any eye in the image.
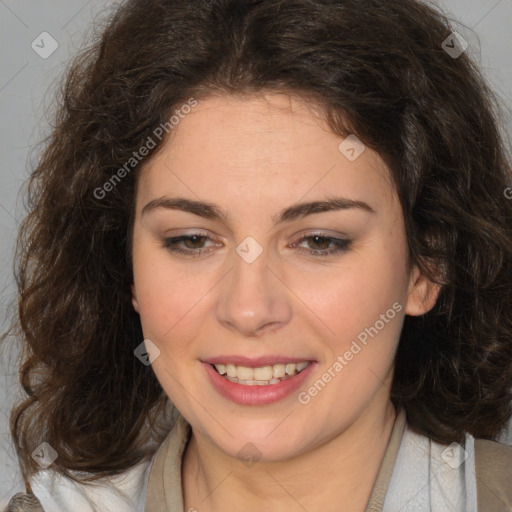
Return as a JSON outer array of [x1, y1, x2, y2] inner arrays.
[[162, 233, 218, 257], [291, 234, 351, 257], [161, 232, 351, 258]]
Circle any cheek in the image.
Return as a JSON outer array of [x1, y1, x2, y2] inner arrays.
[[136, 283, 209, 353], [132, 239, 212, 347], [291, 232, 408, 354]]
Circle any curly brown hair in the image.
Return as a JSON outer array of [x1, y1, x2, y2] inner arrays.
[[2, 0, 512, 487]]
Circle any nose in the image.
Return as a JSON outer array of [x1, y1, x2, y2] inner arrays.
[[215, 244, 293, 337]]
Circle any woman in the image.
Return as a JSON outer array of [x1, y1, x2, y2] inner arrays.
[[3, 0, 512, 511]]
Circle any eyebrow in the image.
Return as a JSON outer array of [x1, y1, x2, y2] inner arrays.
[[141, 196, 375, 226]]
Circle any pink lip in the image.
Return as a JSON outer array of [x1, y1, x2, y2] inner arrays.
[[202, 361, 317, 405], [203, 355, 314, 367]]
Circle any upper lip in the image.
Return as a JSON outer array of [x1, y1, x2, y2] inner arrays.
[[203, 355, 315, 367]]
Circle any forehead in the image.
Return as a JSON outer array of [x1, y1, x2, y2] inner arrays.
[[136, 93, 398, 217]]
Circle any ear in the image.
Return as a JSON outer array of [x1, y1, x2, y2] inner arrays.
[[405, 265, 442, 316], [131, 284, 140, 313]]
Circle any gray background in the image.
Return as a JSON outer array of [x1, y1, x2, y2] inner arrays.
[[1, 0, 511, 505]]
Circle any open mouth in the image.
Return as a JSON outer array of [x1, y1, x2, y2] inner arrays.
[[211, 362, 311, 386]]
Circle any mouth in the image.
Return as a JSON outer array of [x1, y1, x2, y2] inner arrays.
[[202, 358, 316, 405], [211, 361, 311, 386]]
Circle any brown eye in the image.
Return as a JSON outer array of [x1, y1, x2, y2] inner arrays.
[[306, 235, 332, 250], [182, 235, 208, 249], [162, 233, 219, 257], [292, 234, 351, 257]]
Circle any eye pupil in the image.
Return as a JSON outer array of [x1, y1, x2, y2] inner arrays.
[[310, 236, 329, 250], [184, 235, 207, 248]]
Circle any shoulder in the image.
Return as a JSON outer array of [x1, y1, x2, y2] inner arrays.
[[475, 438, 512, 511], [28, 459, 153, 512]]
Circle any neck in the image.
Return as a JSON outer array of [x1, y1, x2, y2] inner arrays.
[[182, 398, 397, 512]]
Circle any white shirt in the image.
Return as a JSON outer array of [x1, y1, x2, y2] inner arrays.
[[30, 458, 153, 512]]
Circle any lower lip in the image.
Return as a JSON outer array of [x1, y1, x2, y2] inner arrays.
[[202, 362, 316, 405]]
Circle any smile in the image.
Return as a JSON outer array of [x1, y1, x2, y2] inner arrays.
[[212, 362, 310, 386], [203, 359, 316, 405]]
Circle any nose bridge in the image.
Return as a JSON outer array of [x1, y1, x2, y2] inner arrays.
[[215, 237, 292, 336]]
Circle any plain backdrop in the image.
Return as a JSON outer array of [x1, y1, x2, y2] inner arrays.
[[1, 0, 511, 505]]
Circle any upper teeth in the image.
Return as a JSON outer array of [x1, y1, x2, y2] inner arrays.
[[214, 362, 309, 381]]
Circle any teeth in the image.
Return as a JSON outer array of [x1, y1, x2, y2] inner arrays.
[[285, 363, 296, 375], [213, 361, 310, 384], [216, 364, 227, 375], [238, 379, 270, 386], [272, 364, 286, 378], [296, 362, 309, 372], [226, 364, 237, 377], [253, 366, 273, 380], [237, 366, 253, 380]]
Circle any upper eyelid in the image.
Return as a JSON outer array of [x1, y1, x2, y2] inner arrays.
[[163, 227, 349, 238], [163, 232, 350, 248], [163, 232, 347, 242]]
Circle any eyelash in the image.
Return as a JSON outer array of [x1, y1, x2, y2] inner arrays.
[[161, 233, 351, 258]]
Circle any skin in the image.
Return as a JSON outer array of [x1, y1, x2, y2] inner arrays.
[[131, 92, 440, 512]]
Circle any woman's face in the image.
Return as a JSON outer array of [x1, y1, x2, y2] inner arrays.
[[131, 92, 438, 461]]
